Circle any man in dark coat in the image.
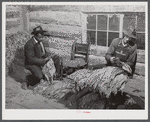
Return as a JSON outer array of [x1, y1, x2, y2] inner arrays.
[[105, 27, 137, 76], [22, 26, 61, 90]]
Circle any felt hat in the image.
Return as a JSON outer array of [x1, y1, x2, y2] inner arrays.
[[123, 27, 137, 39], [31, 26, 47, 35]]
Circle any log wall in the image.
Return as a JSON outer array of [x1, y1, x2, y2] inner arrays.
[[46, 40, 145, 76], [90, 45, 145, 64]]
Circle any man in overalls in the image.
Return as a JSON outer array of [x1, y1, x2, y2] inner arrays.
[[105, 27, 137, 108], [105, 27, 137, 76], [68, 28, 138, 108]]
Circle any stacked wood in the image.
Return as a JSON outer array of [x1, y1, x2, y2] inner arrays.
[[46, 39, 145, 76], [88, 56, 145, 76], [94, 45, 145, 64]]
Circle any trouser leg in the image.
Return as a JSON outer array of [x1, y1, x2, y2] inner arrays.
[[52, 55, 61, 75], [76, 87, 92, 101], [25, 65, 43, 86], [93, 64, 107, 70], [88, 64, 107, 70]]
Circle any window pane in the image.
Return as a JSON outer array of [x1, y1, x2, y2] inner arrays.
[[136, 33, 145, 50], [123, 15, 136, 30], [108, 32, 119, 46], [97, 31, 107, 46], [97, 15, 107, 30], [109, 15, 120, 31], [87, 15, 96, 30], [87, 31, 96, 45], [137, 14, 145, 32]]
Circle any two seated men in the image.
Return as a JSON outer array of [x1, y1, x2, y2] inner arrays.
[[22, 26, 137, 90]]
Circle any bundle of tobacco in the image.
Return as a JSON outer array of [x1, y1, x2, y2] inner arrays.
[[42, 58, 56, 85], [33, 79, 75, 99], [34, 66, 129, 100], [67, 66, 129, 98]]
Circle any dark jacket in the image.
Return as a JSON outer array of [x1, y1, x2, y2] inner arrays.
[[24, 37, 48, 67], [105, 38, 137, 75]]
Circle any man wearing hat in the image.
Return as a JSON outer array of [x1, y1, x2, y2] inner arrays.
[[22, 26, 61, 89], [105, 27, 137, 76]]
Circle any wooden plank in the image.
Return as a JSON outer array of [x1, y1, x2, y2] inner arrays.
[[89, 55, 145, 76], [135, 63, 145, 76], [137, 50, 145, 63], [123, 75, 145, 109], [46, 45, 145, 76], [92, 45, 145, 64], [82, 5, 145, 12], [6, 6, 21, 12], [123, 84, 145, 98], [128, 94, 144, 109], [6, 18, 20, 22], [123, 75, 145, 97]]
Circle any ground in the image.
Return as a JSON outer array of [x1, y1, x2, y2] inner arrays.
[[5, 58, 69, 109], [6, 76, 69, 109]]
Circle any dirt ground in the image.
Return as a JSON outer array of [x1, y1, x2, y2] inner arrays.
[[6, 76, 69, 109], [5, 59, 69, 109]]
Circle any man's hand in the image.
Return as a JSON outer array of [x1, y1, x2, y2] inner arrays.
[[114, 57, 122, 67], [110, 57, 115, 64], [44, 57, 51, 63], [122, 63, 132, 74], [110, 57, 122, 67]]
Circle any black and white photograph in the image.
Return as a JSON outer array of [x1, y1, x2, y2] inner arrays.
[[2, 2, 148, 120]]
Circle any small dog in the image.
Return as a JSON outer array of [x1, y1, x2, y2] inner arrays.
[[42, 58, 56, 85]]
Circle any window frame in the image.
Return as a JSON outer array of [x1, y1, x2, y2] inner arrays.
[[84, 13, 124, 47]]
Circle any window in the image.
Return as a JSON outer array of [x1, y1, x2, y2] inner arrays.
[[86, 14, 124, 47], [83, 13, 145, 50], [136, 13, 145, 50], [123, 13, 145, 50]]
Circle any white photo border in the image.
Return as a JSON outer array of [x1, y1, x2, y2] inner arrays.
[[2, 1, 148, 120]]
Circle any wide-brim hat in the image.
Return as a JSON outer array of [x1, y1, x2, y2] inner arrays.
[[123, 27, 137, 39], [31, 26, 47, 35]]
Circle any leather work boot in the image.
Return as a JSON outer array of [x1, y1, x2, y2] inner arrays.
[[21, 76, 30, 90], [21, 82, 29, 90]]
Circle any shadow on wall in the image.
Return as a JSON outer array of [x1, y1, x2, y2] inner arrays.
[[9, 47, 27, 84], [6, 32, 30, 83]]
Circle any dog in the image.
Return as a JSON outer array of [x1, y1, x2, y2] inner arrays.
[[42, 58, 56, 85]]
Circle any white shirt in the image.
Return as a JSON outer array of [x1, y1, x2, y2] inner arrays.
[[33, 37, 45, 55]]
